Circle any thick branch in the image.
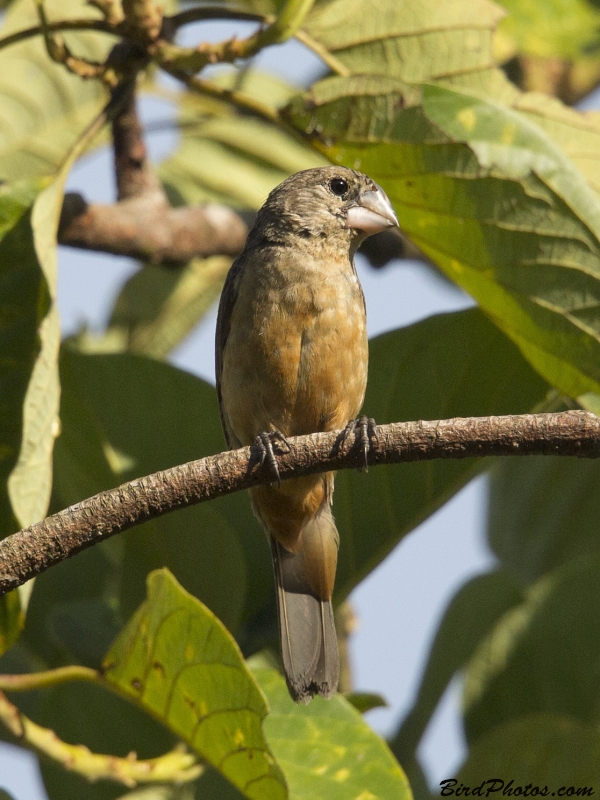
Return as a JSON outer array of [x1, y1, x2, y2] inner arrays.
[[58, 193, 249, 263], [0, 411, 598, 597], [112, 80, 161, 200]]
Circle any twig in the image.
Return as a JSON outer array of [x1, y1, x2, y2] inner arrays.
[[0, 690, 202, 787], [0, 19, 123, 54], [0, 411, 597, 597], [164, 67, 281, 125]]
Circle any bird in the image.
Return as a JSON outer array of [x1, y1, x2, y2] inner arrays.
[[215, 166, 398, 702]]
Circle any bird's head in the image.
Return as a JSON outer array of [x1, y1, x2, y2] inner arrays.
[[251, 166, 399, 253]]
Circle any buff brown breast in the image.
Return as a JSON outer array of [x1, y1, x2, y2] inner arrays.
[[216, 166, 398, 701]]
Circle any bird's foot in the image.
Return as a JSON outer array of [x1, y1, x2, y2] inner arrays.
[[254, 430, 290, 487], [341, 415, 378, 471]]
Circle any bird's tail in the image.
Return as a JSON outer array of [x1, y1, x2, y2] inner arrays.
[[270, 508, 340, 703]]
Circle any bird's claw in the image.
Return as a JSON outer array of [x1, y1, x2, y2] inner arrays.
[[255, 430, 290, 487], [341, 415, 378, 471]]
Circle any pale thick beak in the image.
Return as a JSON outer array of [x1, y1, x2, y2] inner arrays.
[[345, 184, 399, 234]]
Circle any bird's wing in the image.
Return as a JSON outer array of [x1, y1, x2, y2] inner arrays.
[[215, 253, 246, 449]]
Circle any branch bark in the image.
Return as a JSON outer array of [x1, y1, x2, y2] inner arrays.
[[0, 411, 598, 597], [58, 192, 250, 264], [58, 76, 250, 264]]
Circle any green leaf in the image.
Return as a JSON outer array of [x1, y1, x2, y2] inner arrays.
[[457, 714, 600, 785], [255, 667, 411, 800], [0, 0, 109, 181], [102, 569, 287, 800], [0, 178, 48, 536], [102, 256, 232, 359], [55, 349, 267, 635], [304, 0, 504, 82], [0, 791, 17, 800], [488, 455, 600, 585], [159, 73, 326, 210], [463, 556, 600, 745], [344, 692, 388, 714], [0, 590, 23, 657], [333, 309, 548, 598], [496, 0, 600, 60], [390, 570, 524, 761], [288, 77, 600, 401], [8, 96, 107, 532]]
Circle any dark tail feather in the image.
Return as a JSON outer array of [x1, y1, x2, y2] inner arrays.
[[271, 534, 340, 703]]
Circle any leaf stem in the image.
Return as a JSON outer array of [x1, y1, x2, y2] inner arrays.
[[0, 665, 100, 691], [0, 19, 122, 54], [258, 0, 316, 46]]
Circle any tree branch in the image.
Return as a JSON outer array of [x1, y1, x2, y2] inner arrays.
[[58, 193, 249, 263], [0, 690, 202, 787], [58, 73, 250, 263], [0, 411, 598, 597]]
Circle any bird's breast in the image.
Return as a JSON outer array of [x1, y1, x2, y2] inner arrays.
[[220, 249, 368, 443]]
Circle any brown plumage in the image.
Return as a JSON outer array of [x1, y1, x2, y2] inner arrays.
[[216, 167, 398, 702]]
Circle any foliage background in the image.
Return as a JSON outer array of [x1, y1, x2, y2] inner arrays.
[[2, 0, 600, 798]]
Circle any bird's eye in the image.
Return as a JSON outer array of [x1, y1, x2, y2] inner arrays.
[[329, 177, 349, 196]]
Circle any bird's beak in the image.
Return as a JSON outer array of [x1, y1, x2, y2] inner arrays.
[[345, 184, 399, 234]]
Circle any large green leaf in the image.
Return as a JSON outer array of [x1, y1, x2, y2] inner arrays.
[[333, 308, 548, 597], [255, 666, 411, 800], [103, 569, 287, 800], [0, 0, 109, 181], [288, 77, 600, 402], [8, 90, 108, 535], [0, 178, 47, 536], [390, 570, 523, 762], [101, 256, 232, 360], [54, 348, 269, 636], [488, 455, 600, 585], [463, 555, 600, 745], [158, 71, 326, 211], [304, 0, 504, 83], [457, 714, 600, 786]]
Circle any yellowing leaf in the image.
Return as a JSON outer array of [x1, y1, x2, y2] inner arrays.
[[103, 569, 287, 800]]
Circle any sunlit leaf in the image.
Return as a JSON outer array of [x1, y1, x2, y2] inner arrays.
[[255, 666, 410, 800], [288, 77, 600, 401], [496, 0, 600, 60], [304, 0, 504, 83], [103, 569, 287, 800], [159, 72, 325, 210], [0, 0, 110, 181], [104, 256, 231, 359]]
